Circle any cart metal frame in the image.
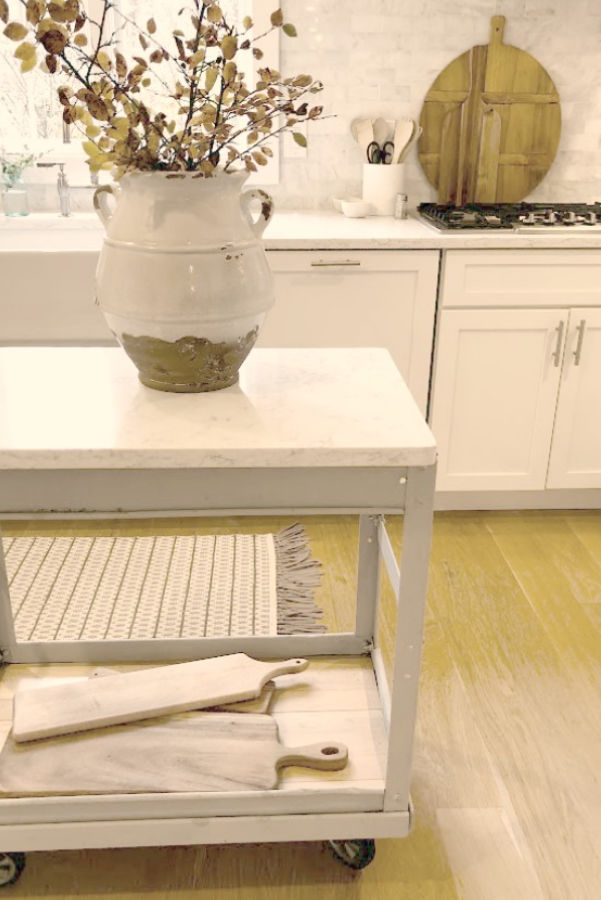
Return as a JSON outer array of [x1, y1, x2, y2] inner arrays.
[[0, 347, 436, 854]]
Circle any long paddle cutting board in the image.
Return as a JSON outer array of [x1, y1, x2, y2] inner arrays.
[[13, 654, 308, 743], [0, 712, 348, 795]]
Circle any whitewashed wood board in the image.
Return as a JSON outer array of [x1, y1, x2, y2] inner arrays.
[[13, 654, 308, 742], [0, 712, 348, 795], [88, 667, 276, 714]]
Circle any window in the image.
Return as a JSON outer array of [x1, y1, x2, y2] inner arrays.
[[0, 0, 279, 184]]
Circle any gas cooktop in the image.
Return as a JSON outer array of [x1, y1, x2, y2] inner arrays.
[[418, 202, 601, 231]]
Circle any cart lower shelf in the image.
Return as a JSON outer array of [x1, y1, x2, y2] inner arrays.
[[0, 656, 412, 852]]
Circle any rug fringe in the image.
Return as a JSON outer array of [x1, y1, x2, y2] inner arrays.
[[274, 524, 326, 634]]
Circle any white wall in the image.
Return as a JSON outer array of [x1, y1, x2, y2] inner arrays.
[[3, 0, 600, 211], [270, 0, 601, 209]]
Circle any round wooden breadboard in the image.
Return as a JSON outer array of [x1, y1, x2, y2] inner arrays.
[[417, 16, 561, 205]]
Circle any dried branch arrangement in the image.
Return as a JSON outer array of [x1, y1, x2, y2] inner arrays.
[[0, 0, 324, 176]]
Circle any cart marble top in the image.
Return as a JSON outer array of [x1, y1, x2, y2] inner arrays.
[[0, 347, 436, 470]]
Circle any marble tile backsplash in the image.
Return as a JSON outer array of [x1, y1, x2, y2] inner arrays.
[[3, 0, 600, 212], [270, 0, 601, 210]]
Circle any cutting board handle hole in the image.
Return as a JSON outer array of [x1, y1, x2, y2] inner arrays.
[[321, 746, 340, 756]]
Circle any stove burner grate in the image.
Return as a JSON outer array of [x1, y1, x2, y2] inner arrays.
[[418, 202, 601, 230]]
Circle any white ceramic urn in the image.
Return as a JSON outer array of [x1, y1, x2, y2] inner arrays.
[[93, 170, 275, 392]]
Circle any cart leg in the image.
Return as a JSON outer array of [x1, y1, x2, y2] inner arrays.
[[327, 839, 376, 870], [0, 525, 17, 663], [0, 853, 26, 888]]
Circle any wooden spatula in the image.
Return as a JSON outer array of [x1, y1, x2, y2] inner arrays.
[[13, 653, 308, 743], [0, 712, 349, 795], [392, 118, 414, 164]]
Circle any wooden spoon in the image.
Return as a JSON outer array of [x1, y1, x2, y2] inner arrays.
[[392, 118, 415, 164], [373, 117, 390, 147], [398, 123, 423, 162], [355, 118, 375, 160]]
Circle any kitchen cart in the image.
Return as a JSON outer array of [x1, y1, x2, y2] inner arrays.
[[0, 347, 436, 885]]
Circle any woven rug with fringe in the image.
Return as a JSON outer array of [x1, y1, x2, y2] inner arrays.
[[2, 524, 324, 642]]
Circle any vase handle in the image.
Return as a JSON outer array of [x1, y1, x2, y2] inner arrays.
[[93, 184, 118, 230], [240, 188, 274, 237]]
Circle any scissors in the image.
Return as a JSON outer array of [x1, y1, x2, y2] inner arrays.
[[366, 140, 394, 164]]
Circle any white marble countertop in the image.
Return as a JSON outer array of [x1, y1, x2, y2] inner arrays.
[[0, 347, 436, 470], [2, 210, 601, 251]]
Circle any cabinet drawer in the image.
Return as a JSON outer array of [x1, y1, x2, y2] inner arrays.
[[442, 249, 601, 308], [260, 250, 439, 414]]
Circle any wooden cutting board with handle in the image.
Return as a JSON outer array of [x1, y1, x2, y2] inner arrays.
[[418, 15, 561, 204], [0, 712, 348, 795], [12, 653, 308, 743]]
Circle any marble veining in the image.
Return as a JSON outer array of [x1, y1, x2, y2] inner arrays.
[[0, 347, 436, 470]]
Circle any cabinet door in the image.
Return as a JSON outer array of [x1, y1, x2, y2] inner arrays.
[[430, 308, 566, 491], [258, 250, 439, 415], [547, 308, 601, 489]]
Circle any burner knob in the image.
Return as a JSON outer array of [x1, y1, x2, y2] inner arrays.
[[584, 211, 598, 225], [543, 210, 557, 225], [563, 211, 577, 225], [521, 212, 537, 225]]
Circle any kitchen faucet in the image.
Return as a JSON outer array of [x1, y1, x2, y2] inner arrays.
[[36, 161, 71, 217]]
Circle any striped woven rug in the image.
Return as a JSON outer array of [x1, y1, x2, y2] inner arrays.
[[2, 524, 323, 642]]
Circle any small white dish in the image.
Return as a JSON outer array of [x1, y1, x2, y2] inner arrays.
[[341, 199, 371, 218]]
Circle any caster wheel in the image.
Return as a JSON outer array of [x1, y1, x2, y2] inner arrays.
[[0, 853, 26, 887], [328, 838, 376, 870]]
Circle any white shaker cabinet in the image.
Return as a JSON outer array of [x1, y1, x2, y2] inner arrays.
[[259, 250, 439, 415], [431, 307, 564, 491], [430, 249, 601, 492]]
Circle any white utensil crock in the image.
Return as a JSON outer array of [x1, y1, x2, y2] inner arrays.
[[362, 163, 406, 216], [93, 170, 274, 392]]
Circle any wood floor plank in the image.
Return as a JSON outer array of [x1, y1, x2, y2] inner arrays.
[[487, 510, 601, 605], [428, 514, 601, 900], [485, 511, 601, 668], [436, 808, 546, 900]]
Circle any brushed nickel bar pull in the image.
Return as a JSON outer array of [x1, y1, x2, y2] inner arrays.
[[310, 260, 361, 267], [573, 319, 586, 366], [552, 319, 565, 367]]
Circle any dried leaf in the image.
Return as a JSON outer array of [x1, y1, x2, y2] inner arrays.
[[48, 2, 78, 23], [0, 0, 7, 24], [25, 0, 44, 26], [3, 22, 28, 41], [223, 60, 236, 82], [115, 51, 127, 79], [20, 52, 37, 72], [207, 4, 222, 24], [282, 23, 297, 37], [205, 65, 217, 91], [242, 15, 252, 29], [188, 48, 204, 67], [292, 131, 307, 147], [139, 33, 148, 50], [270, 9, 283, 26], [96, 51, 111, 70], [14, 41, 36, 60], [45, 53, 57, 72], [220, 35, 237, 60], [40, 28, 67, 54], [73, 32, 87, 46], [147, 18, 156, 34]]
